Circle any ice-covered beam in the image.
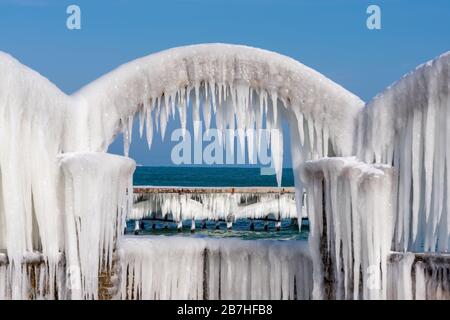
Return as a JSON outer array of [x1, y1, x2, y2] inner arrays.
[[302, 157, 395, 300], [0, 251, 64, 265], [388, 252, 450, 300], [133, 186, 295, 194]]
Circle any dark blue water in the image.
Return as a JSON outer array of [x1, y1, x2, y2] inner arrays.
[[133, 166, 295, 187], [126, 219, 309, 241]]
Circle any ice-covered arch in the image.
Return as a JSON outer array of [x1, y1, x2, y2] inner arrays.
[[0, 44, 363, 299], [69, 43, 364, 213]]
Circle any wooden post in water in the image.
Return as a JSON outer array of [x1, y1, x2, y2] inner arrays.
[[275, 220, 281, 231], [134, 220, 140, 235], [276, 192, 281, 231]]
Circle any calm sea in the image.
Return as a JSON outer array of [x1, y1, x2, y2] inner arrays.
[[133, 166, 295, 187]]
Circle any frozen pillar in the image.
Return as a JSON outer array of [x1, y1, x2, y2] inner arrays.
[[302, 157, 394, 300], [177, 220, 183, 232], [191, 219, 196, 233], [59, 152, 135, 300]]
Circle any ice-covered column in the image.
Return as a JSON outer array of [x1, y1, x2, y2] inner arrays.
[[59, 152, 135, 300], [302, 157, 395, 300]]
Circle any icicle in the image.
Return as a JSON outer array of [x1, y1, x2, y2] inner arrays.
[[145, 100, 154, 149], [138, 105, 145, 138], [119, 236, 312, 300]]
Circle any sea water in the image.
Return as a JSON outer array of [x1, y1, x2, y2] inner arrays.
[[133, 166, 295, 187]]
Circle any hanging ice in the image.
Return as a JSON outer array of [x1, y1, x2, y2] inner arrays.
[[59, 152, 135, 299], [130, 192, 299, 222], [302, 157, 395, 300], [119, 236, 312, 300], [356, 52, 450, 253]]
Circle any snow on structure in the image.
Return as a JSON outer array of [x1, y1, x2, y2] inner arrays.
[[356, 52, 450, 253], [59, 152, 135, 299], [302, 157, 395, 300], [119, 236, 312, 300]]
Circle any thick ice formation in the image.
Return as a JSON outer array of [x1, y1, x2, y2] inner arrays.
[[356, 52, 450, 253], [130, 194, 216, 221], [119, 236, 312, 300], [130, 192, 298, 222], [72, 44, 364, 187], [0, 52, 70, 299], [302, 157, 395, 299], [59, 152, 135, 299], [235, 195, 297, 220], [388, 252, 450, 300]]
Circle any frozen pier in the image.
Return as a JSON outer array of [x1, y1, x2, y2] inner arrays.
[[130, 186, 303, 233]]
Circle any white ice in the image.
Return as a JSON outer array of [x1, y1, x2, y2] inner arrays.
[[118, 235, 312, 300]]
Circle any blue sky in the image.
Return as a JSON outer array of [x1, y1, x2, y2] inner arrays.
[[0, 0, 449, 166]]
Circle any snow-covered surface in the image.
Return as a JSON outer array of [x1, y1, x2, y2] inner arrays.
[[118, 235, 312, 300]]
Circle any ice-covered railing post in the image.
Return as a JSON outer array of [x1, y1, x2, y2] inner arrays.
[[302, 157, 395, 300], [59, 152, 135, 299]]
